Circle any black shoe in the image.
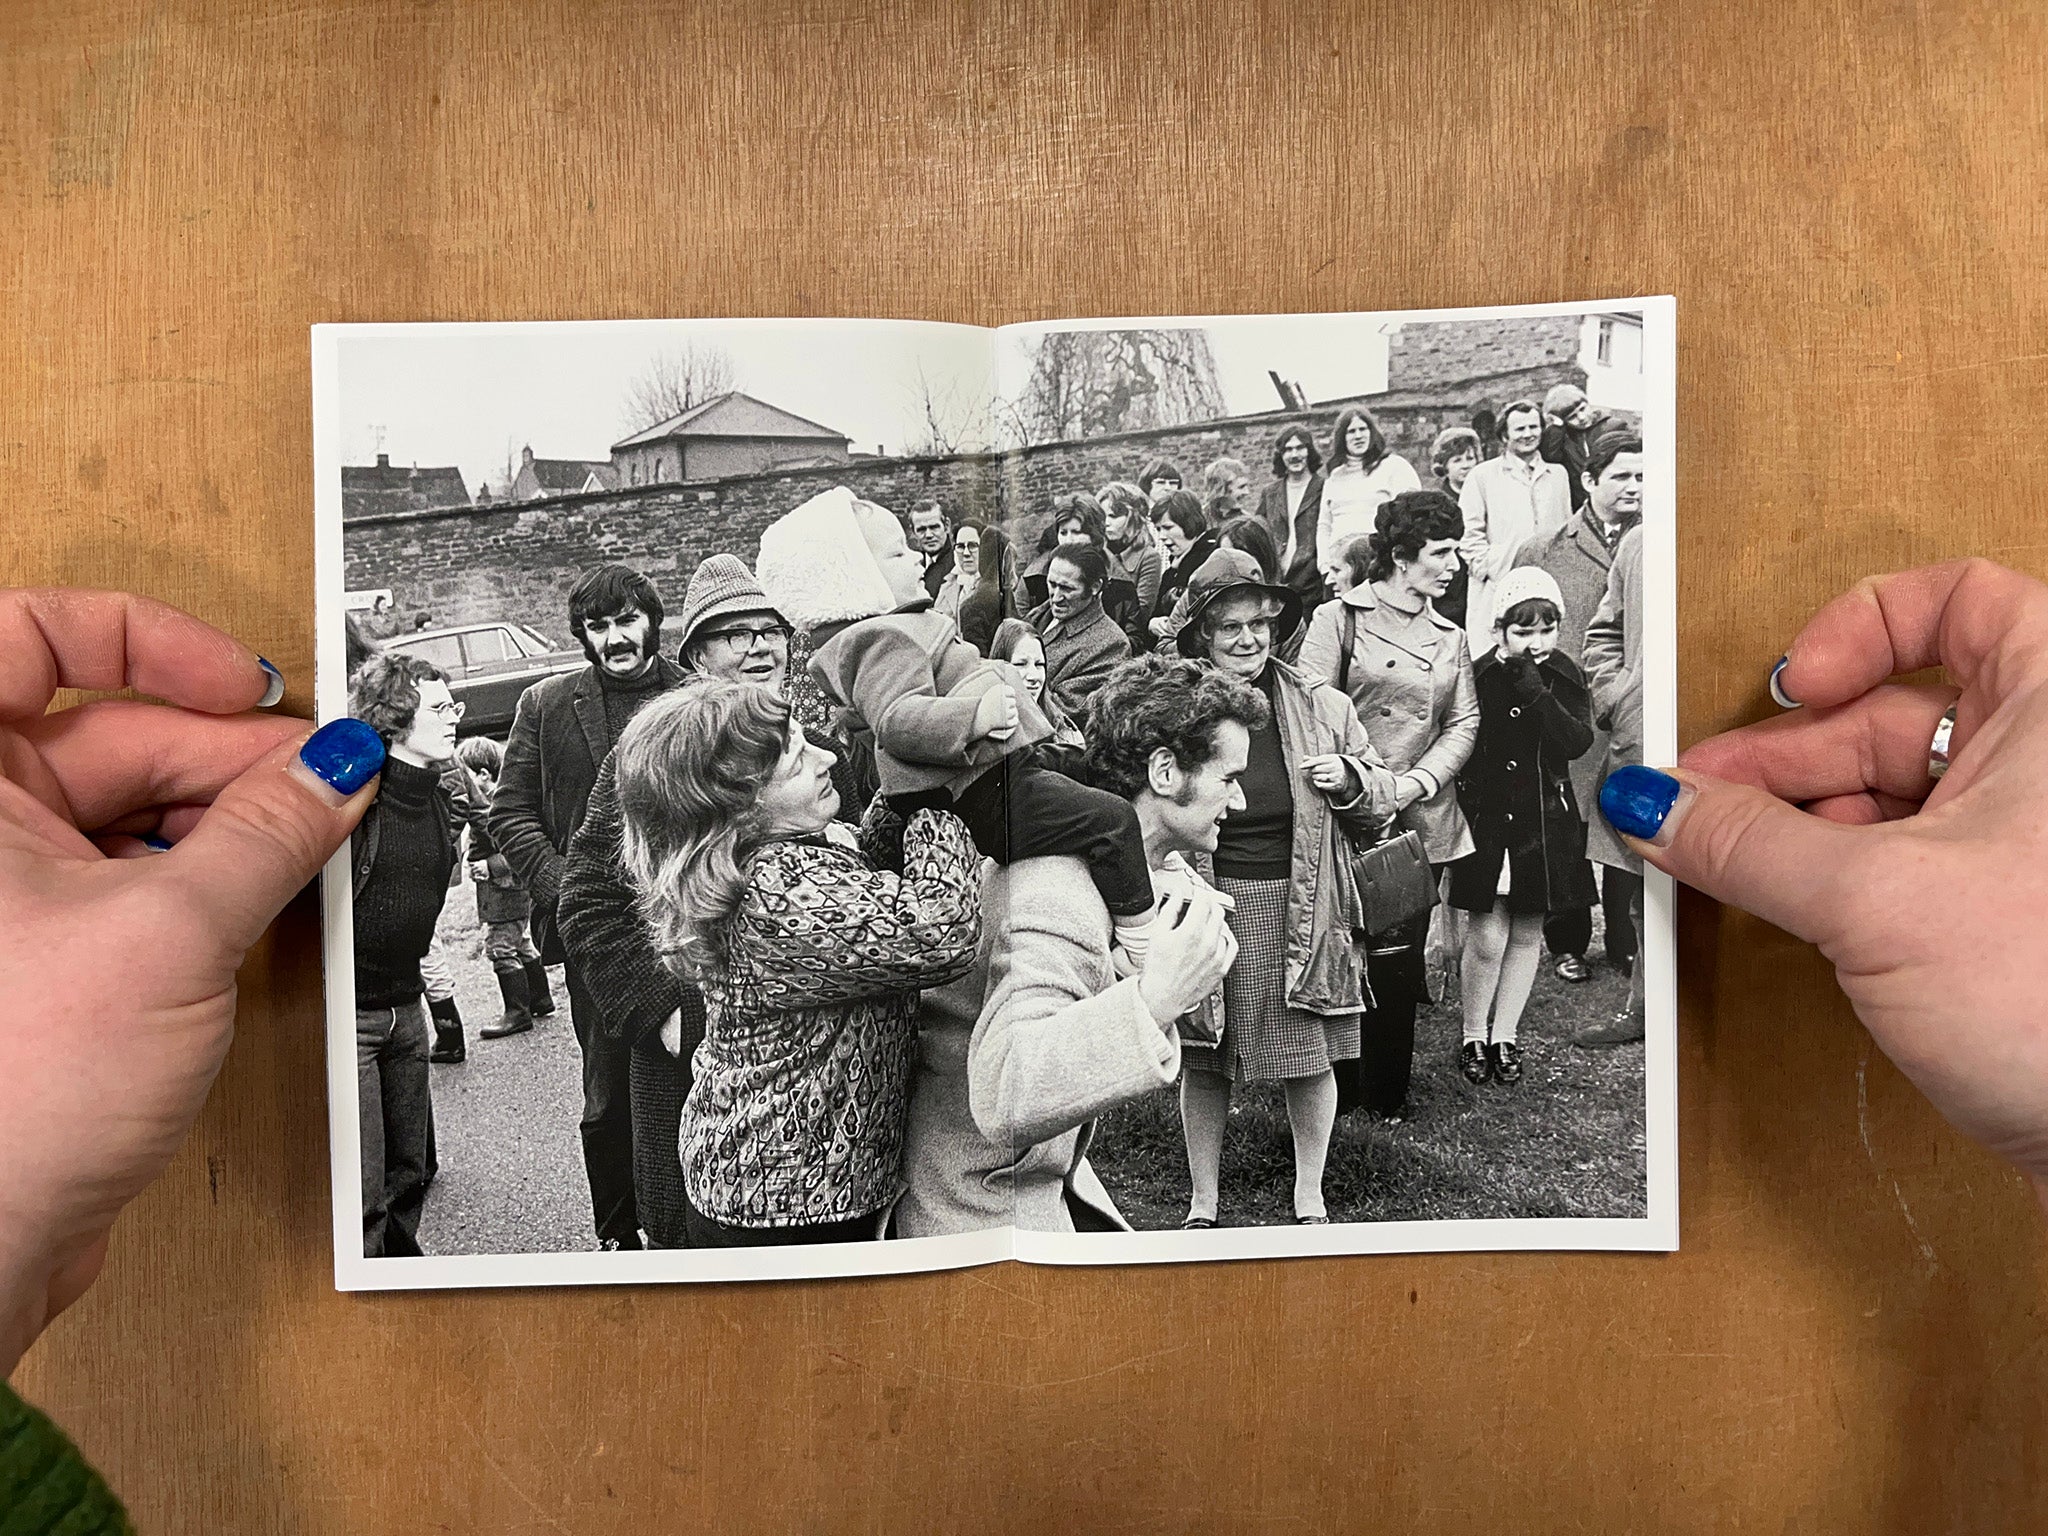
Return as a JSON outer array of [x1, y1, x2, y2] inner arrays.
[[1490, 1041, 1523, 1084], [1555, 955, 1591, 983], [427, 997, 466, 1064], [523, 957, 557, 1017], [481, 969, 534, 1039], [599, 1233, 644, 1253], [1460, 1041, 1490, 1083]]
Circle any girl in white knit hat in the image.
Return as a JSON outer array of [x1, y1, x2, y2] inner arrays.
[[1442, 565, 1600, 1086], [756, 487, 1162, 967]]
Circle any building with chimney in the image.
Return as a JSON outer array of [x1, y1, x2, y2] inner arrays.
[[341, 453, 471, 520], [609, 391, 853, 487]]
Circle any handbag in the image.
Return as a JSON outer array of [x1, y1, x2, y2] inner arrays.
[[1335, 602, 1439, 938]]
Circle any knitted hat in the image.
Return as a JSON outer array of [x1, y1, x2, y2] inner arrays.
[[673, 554, 783, 661], [1542, 383, 1591, 419], [1174, 547, 1303, 658], [1490, 565, 1566, 624], [755, 487, 898, 633]]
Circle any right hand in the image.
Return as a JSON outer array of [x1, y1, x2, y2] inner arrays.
[[976, 682, 1020, 742], [1138, 885, 1238, 1025], [1608, 560, 2048, 1204]]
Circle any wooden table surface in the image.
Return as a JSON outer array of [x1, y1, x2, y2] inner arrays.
[[6, 1, 2046, 1530]]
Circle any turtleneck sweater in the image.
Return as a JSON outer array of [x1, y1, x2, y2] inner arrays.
[[352, 756, 453, 1009], [595, 658, 670, 744]]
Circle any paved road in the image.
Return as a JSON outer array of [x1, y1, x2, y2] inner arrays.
[[414, 887, 598, 1256]]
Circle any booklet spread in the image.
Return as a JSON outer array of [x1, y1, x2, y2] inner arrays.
[[313, 298, 1677, 1292]]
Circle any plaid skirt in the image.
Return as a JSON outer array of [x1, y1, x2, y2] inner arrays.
[[1182, 875, 1360, 1084]]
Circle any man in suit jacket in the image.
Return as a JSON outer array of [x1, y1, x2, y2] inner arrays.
[[1515, 430, 1644, 986], [910, 499, 954, 599], [490, 563, 681, 1251]]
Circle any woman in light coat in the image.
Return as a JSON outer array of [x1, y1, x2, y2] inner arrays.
[[1297, 490, 1479, 1117]]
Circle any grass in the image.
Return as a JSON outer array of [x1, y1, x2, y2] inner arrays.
[[1090, 949, 1649, 1229]]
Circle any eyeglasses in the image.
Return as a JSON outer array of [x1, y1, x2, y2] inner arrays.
[[1209, 617, 1273, 643], [425, 699, 466, 720], [701, 622, 792, 656]]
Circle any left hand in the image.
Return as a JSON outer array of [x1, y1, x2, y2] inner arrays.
[[0, 589, 377, 1374], [1298, 753, 1357, 796]]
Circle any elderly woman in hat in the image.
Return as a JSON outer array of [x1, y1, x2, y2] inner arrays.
[[1173, 548, 1400, 1227]]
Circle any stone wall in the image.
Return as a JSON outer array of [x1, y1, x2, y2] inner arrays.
[[344, 371, 1612, 641]]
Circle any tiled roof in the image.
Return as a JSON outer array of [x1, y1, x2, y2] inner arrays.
[[341, 459, 470, 519], [527, 457, 614, 492], [611, 391, 850, 452]]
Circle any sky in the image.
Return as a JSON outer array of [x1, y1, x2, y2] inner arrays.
[[334, 314, 1396, 495]]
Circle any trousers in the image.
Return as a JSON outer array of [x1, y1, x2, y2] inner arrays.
[[357, 1001, 431, 1257], [566, 958, 640, 1246]]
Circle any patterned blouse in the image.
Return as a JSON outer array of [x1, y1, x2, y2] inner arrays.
[[683, 809, 983, 1228]]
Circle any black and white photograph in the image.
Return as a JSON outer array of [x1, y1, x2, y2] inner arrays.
[[312, 300, 1677, 1290]]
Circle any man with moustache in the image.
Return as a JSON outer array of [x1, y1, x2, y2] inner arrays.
[[491, 563, 680, 1251]]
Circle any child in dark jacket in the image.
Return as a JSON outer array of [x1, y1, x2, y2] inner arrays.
[[756, 487, 1160, 970], [1445, 567, 1598, 1086], [455, 736, 557, 1040]]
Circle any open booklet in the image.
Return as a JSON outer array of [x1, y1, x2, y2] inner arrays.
[[312, 297, 1677, 1292]]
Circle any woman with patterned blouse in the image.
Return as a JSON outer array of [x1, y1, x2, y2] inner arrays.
[[615, 678, 982, 1247]]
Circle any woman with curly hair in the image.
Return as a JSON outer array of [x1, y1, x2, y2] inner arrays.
[[616, 679, 983, 1247]]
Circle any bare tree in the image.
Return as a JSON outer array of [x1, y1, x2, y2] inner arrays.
[[619, 342, 741, 434], [1008, 329, 1228, 446], [901, 361, 993, 456]]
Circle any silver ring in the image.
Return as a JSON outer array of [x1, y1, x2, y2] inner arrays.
[[1928, 704, 1959, 780]]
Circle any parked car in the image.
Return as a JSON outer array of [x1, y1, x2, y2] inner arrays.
[[382, 621, 587, 739]]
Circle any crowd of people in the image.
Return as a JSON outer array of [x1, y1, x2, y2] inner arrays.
[[345, 387, 1649, 1253]]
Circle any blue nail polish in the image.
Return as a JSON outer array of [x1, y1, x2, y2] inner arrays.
[[1767, 656, 1800, 710], [141, 834, 173, 853], [1601, 765, 1683, 841], [299, 718, 384, 795], [257, 658, 286, 709]]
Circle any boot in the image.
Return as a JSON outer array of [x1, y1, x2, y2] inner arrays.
[[482, 967, 534, 1039], [427, 996, 466, 1064], [523, 957, 557, 1018]]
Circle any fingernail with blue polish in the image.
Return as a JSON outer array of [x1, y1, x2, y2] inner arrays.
[[298, 718, 384, 796], [141, 834, 174, 853], [257, 658, 286, 709], [1601, 764, 1685, 843], [1767, 656, 1800, 710]]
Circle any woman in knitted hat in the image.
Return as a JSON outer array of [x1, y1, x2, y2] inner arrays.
[[1171, 548, 1400, 1226], [1445, 564, 1599, 1086]]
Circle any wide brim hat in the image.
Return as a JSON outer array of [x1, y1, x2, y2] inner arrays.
[[673, 552, 785, 658], [1174, 547, 1303, 658]]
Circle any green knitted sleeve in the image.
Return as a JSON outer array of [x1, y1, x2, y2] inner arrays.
[[0, 1381, 131, 1536]]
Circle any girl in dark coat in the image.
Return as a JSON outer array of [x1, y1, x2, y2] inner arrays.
[[1445, 567, 1598, 1086]]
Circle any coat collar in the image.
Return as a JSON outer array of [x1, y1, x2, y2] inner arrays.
[[1338, 581, 1462, 635]]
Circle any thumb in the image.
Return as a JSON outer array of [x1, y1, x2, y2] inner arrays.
[[160, 718, 385, 954], [1598, 763, 1865, 944]]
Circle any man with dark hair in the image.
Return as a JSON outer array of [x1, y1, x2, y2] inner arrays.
[[349, 653, 465, 1256], [1517, 430, 1646, 984], [894, 651, 1260, 1237], [909, 500, 953, 600], [1540, 383, 1605, 512], [1137, 457, 1184, 506], [491, 562, 681, 1251], [1028, 543, 1130, 720]]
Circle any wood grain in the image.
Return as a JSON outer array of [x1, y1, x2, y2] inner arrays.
[[6, 1, 2047, 1529]]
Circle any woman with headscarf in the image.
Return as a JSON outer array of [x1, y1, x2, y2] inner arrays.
[[1172, 549, 1398, 1226]]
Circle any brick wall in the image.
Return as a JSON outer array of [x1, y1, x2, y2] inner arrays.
[[1387, 314, 1583, 394], [344, 366, 1616, 640]]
